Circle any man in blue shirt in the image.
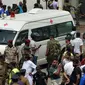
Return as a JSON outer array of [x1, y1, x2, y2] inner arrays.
[[80, 66, 85, 85], [18, 2, 23, 13], [0, 5, 7, 18], [0, 6, 4, 16], [5, 6, 11, 16]]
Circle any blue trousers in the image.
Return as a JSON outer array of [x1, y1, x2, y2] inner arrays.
[[32, 55, 38, 65]]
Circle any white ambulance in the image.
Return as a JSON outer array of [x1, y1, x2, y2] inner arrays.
[[11, 9, 75, 65]]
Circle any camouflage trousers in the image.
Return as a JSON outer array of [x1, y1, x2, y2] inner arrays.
[[46, 55, 58, 65]]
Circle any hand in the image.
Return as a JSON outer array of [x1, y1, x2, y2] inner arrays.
[[29, 73, 32, 76], [39, 45, 41, 48], [65, 78, 70, 84], [39, 44, 42, 46], [80, 52, 82, 56], [73, 83, 76, 85], [58, 63, 62, 69]]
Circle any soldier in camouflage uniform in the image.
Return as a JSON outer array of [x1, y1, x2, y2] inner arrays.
[[4, 40, 19, 64], [65, 34, 73, 53], [0, 55, 6, 85], [4, 40, 19, 80], [46, 35, 61, 66], [21, 39, 31, 56], [19, 39, 31, 69]]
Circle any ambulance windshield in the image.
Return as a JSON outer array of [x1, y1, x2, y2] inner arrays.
[[0, 29, 17, 44]]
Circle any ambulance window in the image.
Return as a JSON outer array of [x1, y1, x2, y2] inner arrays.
[[0, 30, 16, 45], [49, 25, 58, 38], [31, 28, 43, 41], [31, 25, 58, 41], [32, 26, 50, 41], [57, 21, 73, 36], [42, 25, 58, 40], [42, 26, 49, 40], [15, 30, 28, 45]]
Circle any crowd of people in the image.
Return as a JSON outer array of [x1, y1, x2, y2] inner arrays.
[[0, 0, 85, 85], [0, 0, 60, 18], [46, 32, 85, 85], [0, 31, 85, 85], [0, 0, 82, 19], [0, 0, 27, 18]]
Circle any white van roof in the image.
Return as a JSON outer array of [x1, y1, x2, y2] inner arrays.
[[0, 9, 72, 31], [0, 20, 26, 31], [5, 9, 71, 23]]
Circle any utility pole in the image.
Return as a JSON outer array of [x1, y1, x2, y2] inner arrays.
[[58, 0, 64, 10], [45, 0, 48, 9], [42, 0, 48, 9]]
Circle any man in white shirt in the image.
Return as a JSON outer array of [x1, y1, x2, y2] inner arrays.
[[64, 61, 74, 77], [62, 58, 74, 85], [22, 54, 36, 85], [72, 32, 83, 56]]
